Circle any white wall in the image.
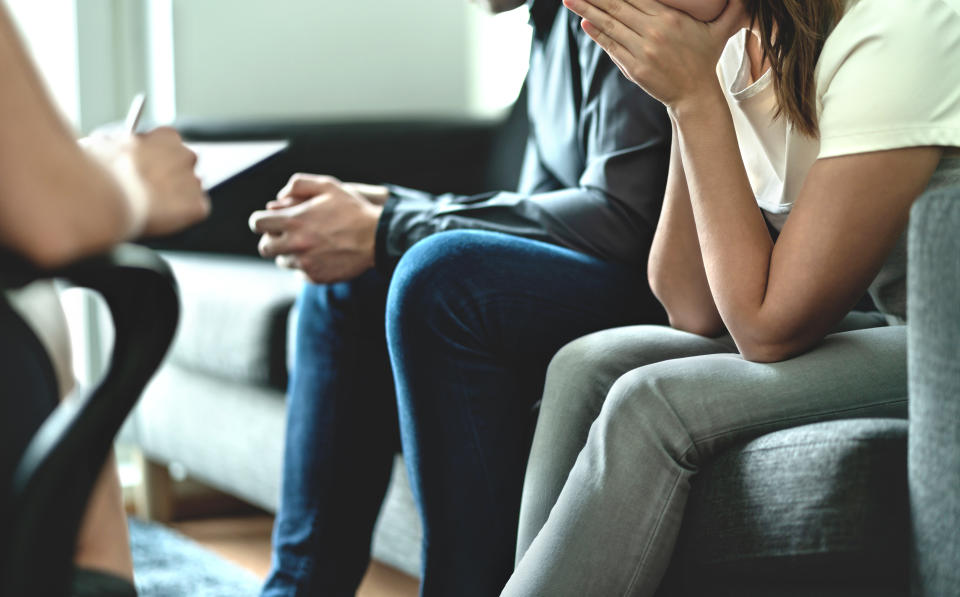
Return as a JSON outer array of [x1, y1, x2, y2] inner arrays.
[[6, 0, 80, 126], [467, 3, 533, 118], [163, 0, 530, 122], [9, 0, 531, 130]]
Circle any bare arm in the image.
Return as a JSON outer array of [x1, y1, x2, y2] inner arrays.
[[673, 88, 940, 362], [0, 7, 140, 266], [566, 0, 944, 361], [0, 7, 209, 267], [647, 118, 723, 336]]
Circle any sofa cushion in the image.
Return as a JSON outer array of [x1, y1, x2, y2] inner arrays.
[[135, 362, 287, 512], [663, 418, 908, 594], [162, 252, 303, 389]]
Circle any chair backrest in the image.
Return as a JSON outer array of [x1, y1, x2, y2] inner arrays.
[[907, 185, 960, 596], [0, 245, 180, 597]]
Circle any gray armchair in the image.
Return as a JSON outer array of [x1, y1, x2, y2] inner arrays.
[[908, 186, 960, 596], [651, 186, 960, 597]]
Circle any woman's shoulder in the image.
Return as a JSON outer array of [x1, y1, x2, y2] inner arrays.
[[839, 0, 959, 17], [816, 0, 960, 159], [831, 0, 958, 39], [819, 0, 960, 87]]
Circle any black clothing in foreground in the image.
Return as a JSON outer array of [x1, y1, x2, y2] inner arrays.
[[0, 295, 59, 516]]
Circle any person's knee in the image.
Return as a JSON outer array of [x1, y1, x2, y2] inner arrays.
[[543, 326, 696, 419], [541, 335, 622, 419], [386, 231, 489, 335], [599, 366, 701, 468], [545, 337, 597, 387]]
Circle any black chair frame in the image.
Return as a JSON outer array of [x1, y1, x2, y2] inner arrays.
[[0, 245, 179, 597]]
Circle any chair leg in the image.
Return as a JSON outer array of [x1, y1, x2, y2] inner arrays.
[[133, 453, 174, 523]]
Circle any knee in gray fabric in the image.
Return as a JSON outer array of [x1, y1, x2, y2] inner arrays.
[[541, 335, 619, 418], [598, 366, 701, 470]]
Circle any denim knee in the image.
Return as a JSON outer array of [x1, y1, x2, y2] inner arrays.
[[386, 231, 494, 340]]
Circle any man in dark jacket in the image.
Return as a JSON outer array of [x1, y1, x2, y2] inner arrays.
[[254, 1, 670, 595]]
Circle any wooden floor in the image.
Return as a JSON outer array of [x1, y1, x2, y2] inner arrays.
[[171, 515, 419, 597]]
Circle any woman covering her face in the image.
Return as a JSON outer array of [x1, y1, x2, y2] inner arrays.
[[501, 0, 960, 595]]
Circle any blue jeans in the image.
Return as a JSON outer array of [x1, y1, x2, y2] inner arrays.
[[262, 230, 663, 596]]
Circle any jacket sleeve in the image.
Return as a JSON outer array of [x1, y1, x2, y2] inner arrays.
[[375, 41, 671, 274]]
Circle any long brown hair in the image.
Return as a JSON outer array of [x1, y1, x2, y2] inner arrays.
[[743, 0, 845, 137]]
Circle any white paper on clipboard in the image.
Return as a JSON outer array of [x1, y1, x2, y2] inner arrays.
[[187, 140, 289, 190]]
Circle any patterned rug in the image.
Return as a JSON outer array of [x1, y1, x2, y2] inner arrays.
[[129, 517, 261, 597]]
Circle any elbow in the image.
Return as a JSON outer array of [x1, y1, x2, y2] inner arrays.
[[734, 328, 812, 363], [649, 266, 725, 337], [666, 310, 726, 338], [19, 237, 83, 269], [654, 280, 725, 337], [737, 342, 795, 364], [647, 247, 669, 299], [1, 140, 136, 267], [1, 216, 82, 269], [730, 311, 828, 363], [12, 187, 130, 269], [14, 222, 115, 269]]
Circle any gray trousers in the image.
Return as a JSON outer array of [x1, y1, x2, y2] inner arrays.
[[502, 312, 907, 597]]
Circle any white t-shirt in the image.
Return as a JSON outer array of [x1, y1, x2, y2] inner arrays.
[[717, 0, 960, 322]]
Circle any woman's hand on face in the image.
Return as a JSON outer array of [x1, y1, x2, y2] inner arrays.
[[563, 0, 745, 111]]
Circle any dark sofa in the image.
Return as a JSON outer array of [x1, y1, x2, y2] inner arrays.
[[120, 97, 959, 594]]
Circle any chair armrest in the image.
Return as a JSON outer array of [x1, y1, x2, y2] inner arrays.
[[907, 186, 960, 596], [1, 244, 179, 597]]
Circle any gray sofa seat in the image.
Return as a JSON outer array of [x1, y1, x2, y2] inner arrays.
[[660, 418, 908, 597], [127, 253, 300, 512], [165, 252, 303, 389]]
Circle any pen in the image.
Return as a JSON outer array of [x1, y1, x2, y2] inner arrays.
[[124, 93, 147, 135]]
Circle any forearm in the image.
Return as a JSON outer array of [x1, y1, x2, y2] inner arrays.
[[0, 147, 138, 269], [672, 87, 779, 357], [648, 120, 723, 335], [0, 8, 138, 266]]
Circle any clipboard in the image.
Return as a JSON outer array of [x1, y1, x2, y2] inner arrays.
[[187, 140, 289, 191]]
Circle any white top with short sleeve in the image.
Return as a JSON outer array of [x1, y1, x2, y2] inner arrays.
[[717, 0, 960, 323]]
